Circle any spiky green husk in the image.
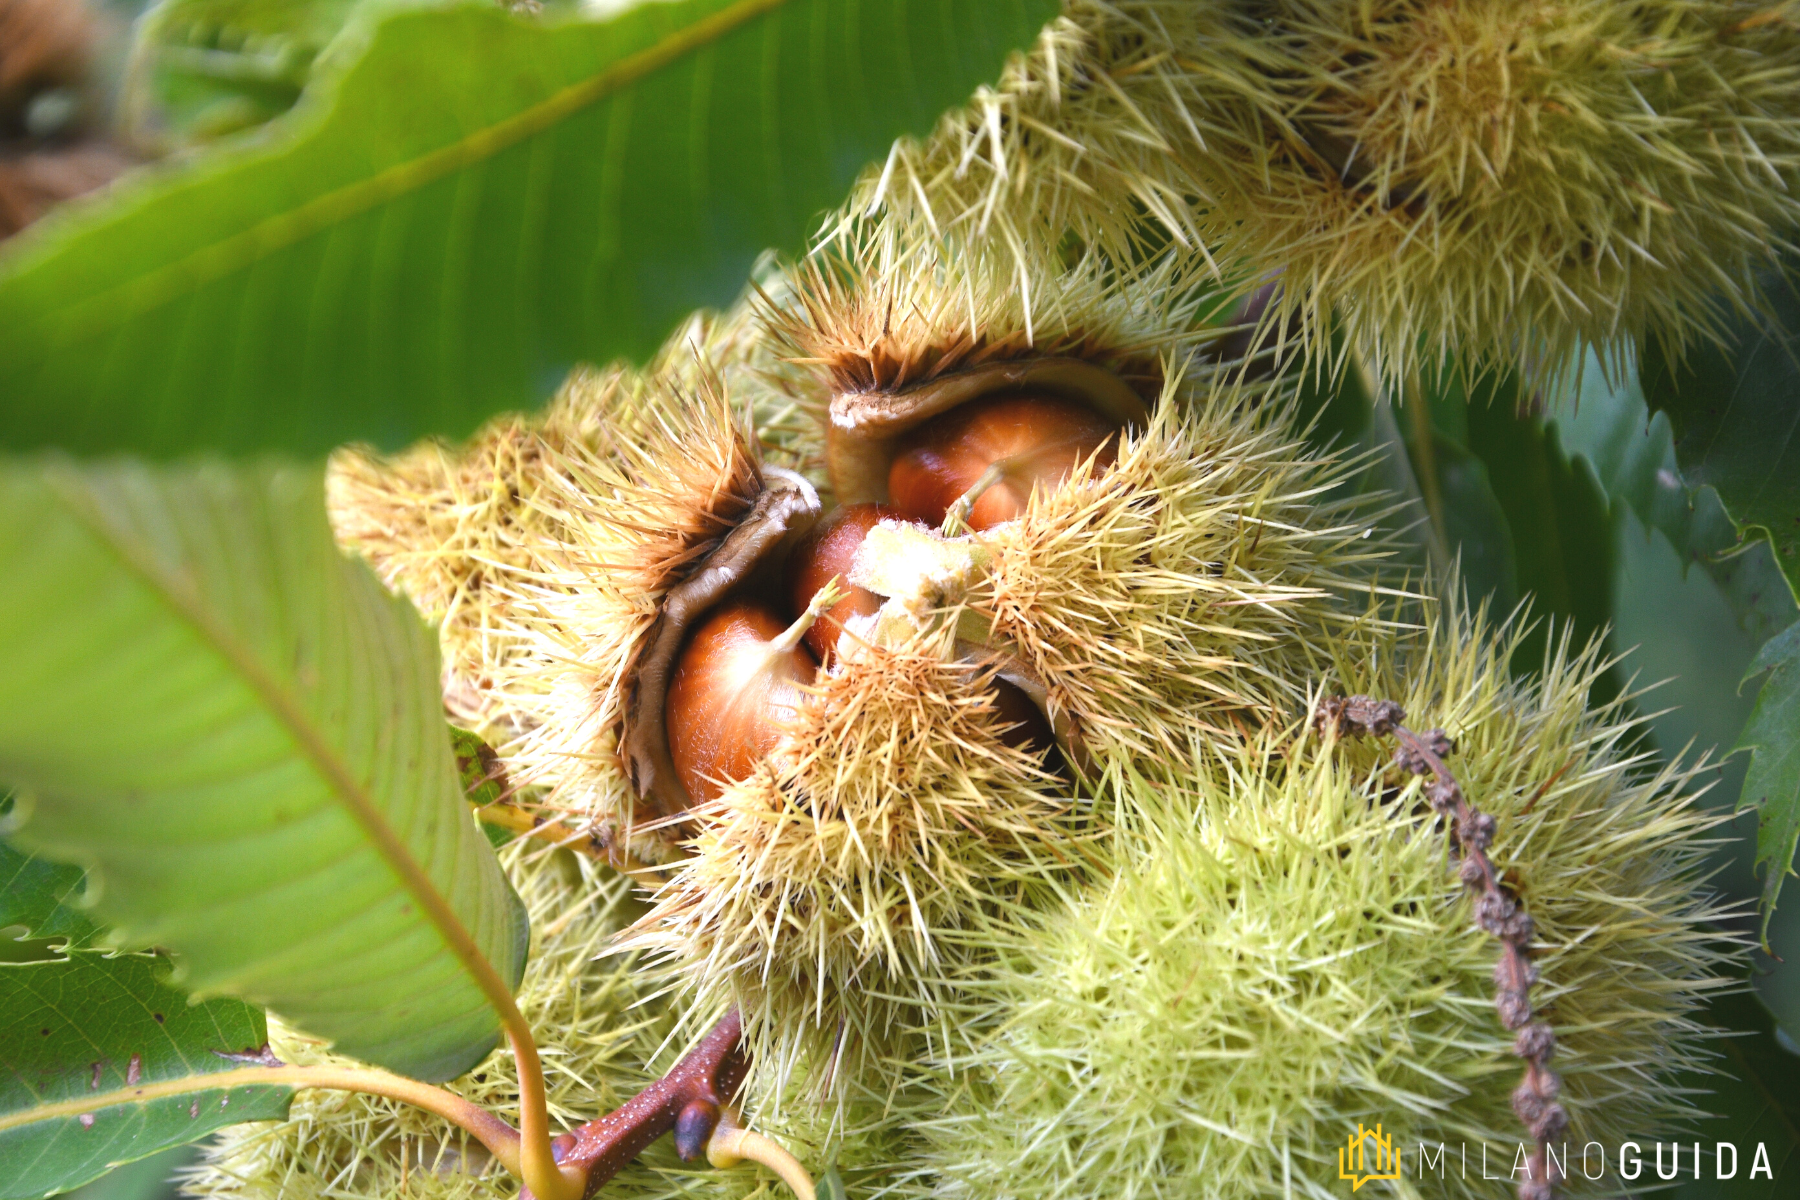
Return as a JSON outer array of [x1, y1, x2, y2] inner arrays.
[[331, 227, 1398, 1101], [768, 219, 1212, 431], [769, 220, 1394, 758], [852, 1, 1800, 384], [971, 388, 1388, 764], [902, 602, 1740, 1200], [629, 616, 1083, 1100], [330, 346, 770, 860]]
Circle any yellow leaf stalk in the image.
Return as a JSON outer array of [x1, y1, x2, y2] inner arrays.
[[179, 842, 850, 1200], [852, 1, 1800, 384]]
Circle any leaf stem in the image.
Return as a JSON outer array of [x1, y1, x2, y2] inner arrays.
[[0, 1064, 521, 1172], [707, 1110, 816, 1200]]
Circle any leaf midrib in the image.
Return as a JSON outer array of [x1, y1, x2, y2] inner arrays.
[[42, 471, 514, 1040], [24, 0, 792, 346]]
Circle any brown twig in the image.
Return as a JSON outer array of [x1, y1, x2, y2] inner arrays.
[[1319, 695, 1564, 1200], [531, 1010, 751, 1200]]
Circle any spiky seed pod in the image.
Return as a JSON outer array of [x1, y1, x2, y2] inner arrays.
[[334, 227, 1390, 1101], [331, 355, 770, 860], [770, 226, 1391, 766], [852, 1, 1800, 385], [770, 220, 1190, 449], [630, 614, 1080, 1099], [965, 392, 1386, 766], [903, 602, 1741, 1200]]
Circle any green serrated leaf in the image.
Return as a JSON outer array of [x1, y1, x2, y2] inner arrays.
[[1641, 269, 1800, 603], [0, 461, 526, 1082], [0, 0, 1058, 457], [0, 837, 99, 948], [0, 952, 291, 1200], [1556, 351, 1798, 644], [1738, 622, 1800, 931]]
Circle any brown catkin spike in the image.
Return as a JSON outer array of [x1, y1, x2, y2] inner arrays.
[[1323, 695, 1563, 1200]]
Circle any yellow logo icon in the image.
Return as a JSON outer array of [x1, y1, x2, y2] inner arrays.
[[1338, 1122, 1402, 1191]]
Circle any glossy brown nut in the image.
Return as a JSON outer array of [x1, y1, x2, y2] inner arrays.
[[827, 357, 1149, 512], [665, 599, 818, 805], [787, 502, 916, 662], [887, 392, 1121, 529], [622, 468, 820, 819]]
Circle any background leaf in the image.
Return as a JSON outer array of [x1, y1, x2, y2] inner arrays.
[[1555, 352, 1797, 644], [1641, 268, 1800, 603], [0, 835, 100, 949], [1668, 987, 1800, 1198], [57, 1145, 196, 1200], [0, 951, 289, 1200], [1554, 349, 1800, 939], [0, 0, 1058, 457], [0, 461, 525, 1082], [126, 0, 370, 146], [1299, 353, 1615, 687], [1737, 624, 1800, 933]]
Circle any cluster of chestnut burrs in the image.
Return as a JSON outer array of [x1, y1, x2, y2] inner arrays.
[[506, 376, 1148, 1197], [1318, 695, 1565, 1200]]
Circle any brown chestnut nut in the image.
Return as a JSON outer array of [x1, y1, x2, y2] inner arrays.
[[826, 358, 1150, 516], [887, 392, 1121, 530], [665, 598, 819, 805], [787, 502, 917, 663], [622, 468, 821, 818]]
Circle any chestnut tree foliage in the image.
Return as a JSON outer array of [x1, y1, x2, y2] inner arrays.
[[0, 3, 1796, 1200]]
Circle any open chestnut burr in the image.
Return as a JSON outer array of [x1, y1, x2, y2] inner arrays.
[[622, 359, 1147, 817], [826, 356, 1149, 518], [785, 502, 1057, 757]]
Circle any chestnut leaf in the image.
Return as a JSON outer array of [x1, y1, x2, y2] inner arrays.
[[1641, 265, 1800, 605], [0, 952, 289, 1200], [0, 832, 100, 950], [1738, 623, 1800, 937], [0, 461, 527, 1083], [0, 0, 1058, 457]]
